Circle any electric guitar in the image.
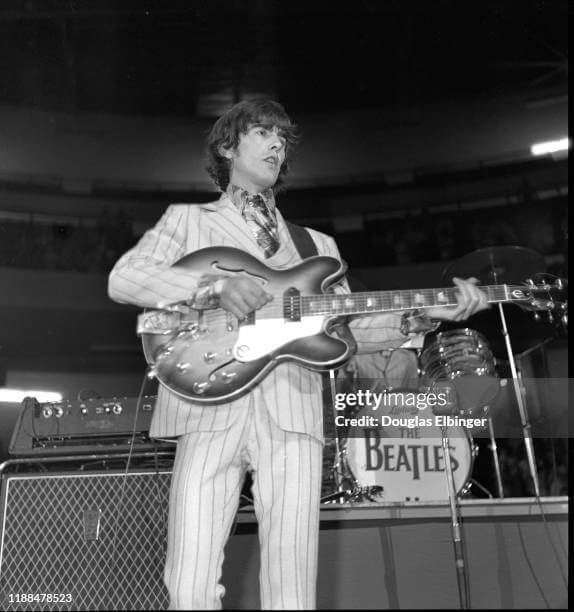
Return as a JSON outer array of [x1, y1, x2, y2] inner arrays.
[[138, 247, 567, 404]]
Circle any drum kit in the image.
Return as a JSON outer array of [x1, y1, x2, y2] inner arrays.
[[325, 246, 568, 505], [321, 245, 567, 610]]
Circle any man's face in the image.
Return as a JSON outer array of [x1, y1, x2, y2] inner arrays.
[[225, 124, 286, 193]]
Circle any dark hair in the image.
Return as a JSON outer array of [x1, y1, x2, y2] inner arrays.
[[206, 99, 299, 192]]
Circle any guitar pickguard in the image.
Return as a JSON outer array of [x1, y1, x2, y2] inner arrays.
[[234, 315, 325, 361]]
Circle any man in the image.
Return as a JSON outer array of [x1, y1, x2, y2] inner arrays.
[[108, 99, 488, 610]]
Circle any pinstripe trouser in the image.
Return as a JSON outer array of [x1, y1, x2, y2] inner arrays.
[[164, 400, 323, 610]]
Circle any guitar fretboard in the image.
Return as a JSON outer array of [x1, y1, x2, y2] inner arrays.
[[300, 285, 516, 317]]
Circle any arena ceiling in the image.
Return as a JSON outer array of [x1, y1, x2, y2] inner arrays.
[[0, 0, 568, 119]]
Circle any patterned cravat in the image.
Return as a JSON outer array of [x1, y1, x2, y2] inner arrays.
[[242, 193, 280, 258]]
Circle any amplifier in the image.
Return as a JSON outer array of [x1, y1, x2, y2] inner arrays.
[[8, 396, 165, 456], [0, 468, 171, 610]]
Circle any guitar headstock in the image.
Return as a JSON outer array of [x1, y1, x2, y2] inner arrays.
[[514, 273, 568, 326]]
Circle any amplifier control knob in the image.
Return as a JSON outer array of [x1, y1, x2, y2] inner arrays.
[[81, 406, 88, 415], [42, 406, 53, 419], [112, 404, 122, 415], [53, 406, 64, 418]]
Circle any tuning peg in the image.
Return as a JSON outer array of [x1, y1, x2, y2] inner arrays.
[[561, 313, 568, 326], [533, 312, 541, 322], [525, 278, 535, 286], [555, 278, 564, 290]]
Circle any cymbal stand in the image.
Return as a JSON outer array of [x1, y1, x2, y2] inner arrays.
[[483, 406, 504, 498], [497, 302, 541, 497]]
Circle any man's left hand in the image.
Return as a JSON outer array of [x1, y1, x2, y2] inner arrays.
[[426, 277, 489, 322]]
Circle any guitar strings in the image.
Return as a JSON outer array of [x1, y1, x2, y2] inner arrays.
[[170, 284, 527, 328]]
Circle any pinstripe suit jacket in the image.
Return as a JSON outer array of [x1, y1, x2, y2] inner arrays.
[[108, 193, 409, 441]]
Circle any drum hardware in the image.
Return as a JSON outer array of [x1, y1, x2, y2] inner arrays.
[[496, 300, 541, 496], [326, 368, 386, 503], [443, 245, 556, 500], [326, 368, 346, 503], [420, 328, 500, 419], [420, 329, 504, 499]]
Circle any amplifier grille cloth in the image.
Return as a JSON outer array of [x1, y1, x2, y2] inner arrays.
[[0, 471, 171, 611]]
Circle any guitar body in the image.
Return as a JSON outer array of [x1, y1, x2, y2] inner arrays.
[[141, 247, 352, 404], [140, 247, 567, 405]]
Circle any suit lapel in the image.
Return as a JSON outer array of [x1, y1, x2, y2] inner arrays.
[[199, 195, 265, 257]]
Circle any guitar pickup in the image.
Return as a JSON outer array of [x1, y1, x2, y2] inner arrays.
[[137, 310, 183, 335], [283, 287, 301, 322]]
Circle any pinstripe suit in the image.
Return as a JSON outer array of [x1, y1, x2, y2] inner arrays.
[[108, 193, 410, 609]]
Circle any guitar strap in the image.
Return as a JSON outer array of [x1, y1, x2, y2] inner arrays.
[[285, 221, 319, 259], [285, 220, 353, 460]]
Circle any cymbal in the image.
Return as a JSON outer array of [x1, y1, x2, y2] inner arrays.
[[443, 245, 546, 285]]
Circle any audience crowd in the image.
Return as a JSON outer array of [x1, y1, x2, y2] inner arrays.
[[0, 197, 567, 276]]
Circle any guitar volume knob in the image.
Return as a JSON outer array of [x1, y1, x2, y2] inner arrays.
[[176, 362, 191, 372], [221, 372, 237, 384], [204, 352, 217, 363], [193, 382, 210, 394]]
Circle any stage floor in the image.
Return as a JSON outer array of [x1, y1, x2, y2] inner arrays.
[[226, 496, 568, 609], [236, 495, 568, 523]]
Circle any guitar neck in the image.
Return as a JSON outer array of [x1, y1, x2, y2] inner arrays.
[[302, 284, 523, 317]]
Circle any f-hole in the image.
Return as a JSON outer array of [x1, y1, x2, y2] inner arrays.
[[211, 262, 268, 285]]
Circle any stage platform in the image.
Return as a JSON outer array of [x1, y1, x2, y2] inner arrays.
[[0, 463, 567, 610], [225, 497, 568, 609]]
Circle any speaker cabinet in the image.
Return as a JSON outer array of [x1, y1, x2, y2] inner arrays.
[[0, 469, 171, 611]]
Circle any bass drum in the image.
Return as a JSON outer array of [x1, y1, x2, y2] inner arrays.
[[344, 400, 475, 502]]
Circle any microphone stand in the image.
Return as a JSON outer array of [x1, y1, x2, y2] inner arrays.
[[434, 384, 470, 609], [485, 406, 504, 498]]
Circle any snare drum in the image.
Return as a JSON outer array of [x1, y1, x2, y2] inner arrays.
[[344, 401, 475, 502], [421, 328, 499, 417]]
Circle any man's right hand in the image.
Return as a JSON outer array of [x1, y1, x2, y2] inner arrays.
[[219, 277, 273, 319]]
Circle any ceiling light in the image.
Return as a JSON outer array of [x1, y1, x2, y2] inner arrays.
[[530, 137, 570, 156]]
